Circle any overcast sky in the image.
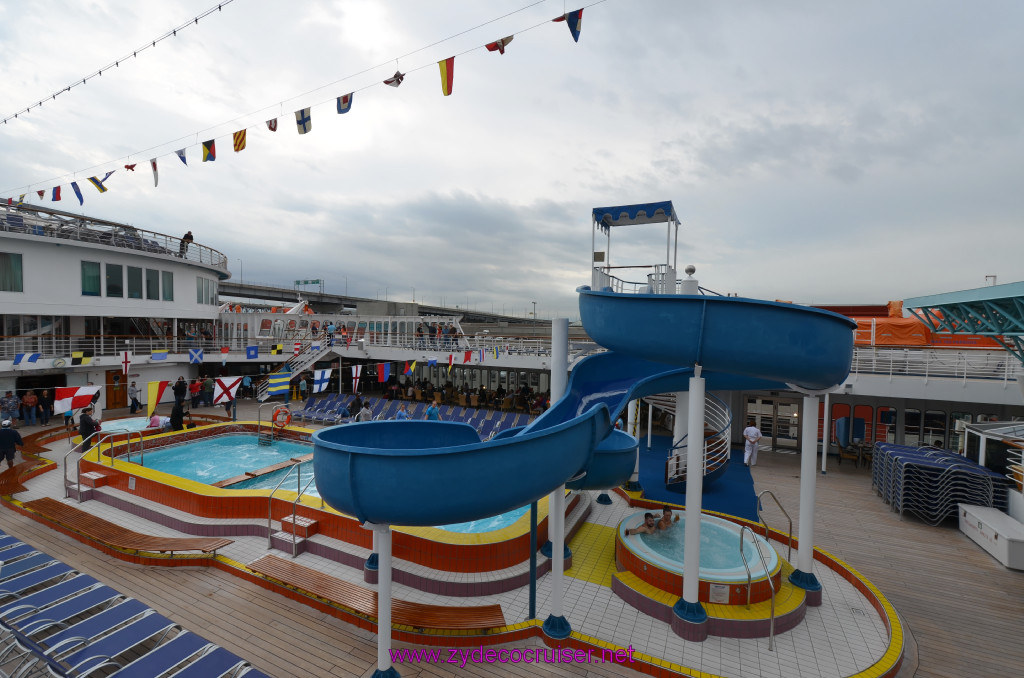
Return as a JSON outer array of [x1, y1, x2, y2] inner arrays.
[[2, 0, 1022, 319]]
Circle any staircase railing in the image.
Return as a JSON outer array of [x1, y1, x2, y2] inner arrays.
[[663, 393, 733, 485], [739, 525, 776, 652], [255, 334, 328, 401], [756, 490, 793, 561]]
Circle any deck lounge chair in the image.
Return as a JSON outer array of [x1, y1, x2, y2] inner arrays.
[[0, 544, 40, 565], [0, 574, 101, 625], [107, 631, 210, 676], [0, 562, 71, 601], [45, 610, 179, 676], [0, 585, 122, 645], [165, 645, 250, 677]]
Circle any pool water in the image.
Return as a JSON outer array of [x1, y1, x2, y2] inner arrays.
[[138, 435, 311, 484], [639, 518, 758, 570], [100, 417, 156, 434]]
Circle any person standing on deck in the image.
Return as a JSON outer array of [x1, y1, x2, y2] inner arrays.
[[79, 407, 100, 452], [424, 401, 441, 421], [128, 382, 141, 414], [0, 419, 23, 469], [179, 230, 193, 257], [743, 419, 763, 466], [172, 377, 188, 406]]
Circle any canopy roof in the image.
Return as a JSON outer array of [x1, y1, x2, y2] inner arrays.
[[592, 201, 679, 229]]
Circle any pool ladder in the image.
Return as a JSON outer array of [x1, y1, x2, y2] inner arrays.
[[63, 431, 145, 502], [756, 490, 793, 561], [257, 402, 285, 445], [738, 526, 776, 651], [267, 462, 323, 558]]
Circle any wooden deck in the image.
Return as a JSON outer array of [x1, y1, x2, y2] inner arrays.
[[752, 450, 1024, 678]]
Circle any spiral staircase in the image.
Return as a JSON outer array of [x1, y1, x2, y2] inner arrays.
[[643, 392, 733, 493]]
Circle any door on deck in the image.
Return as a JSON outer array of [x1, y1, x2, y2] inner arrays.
[[105, 369, 127, 409], [744, 396, 803, 451]]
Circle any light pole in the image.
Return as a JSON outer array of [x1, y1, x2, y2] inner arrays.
[[237, 258, 243, 284], [532, 301, 537, 320]]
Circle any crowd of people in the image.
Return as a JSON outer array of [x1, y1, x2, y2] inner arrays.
[[1, 388, 56, 428]]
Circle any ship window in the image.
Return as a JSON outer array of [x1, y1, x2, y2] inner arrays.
[[904, 408, 922, 446], [161, 271, 173, 300], [126, 266, 143, 299], [0, 253, 23, 292], [923, 410, 946, 448], [81, 261, 101, 296], [145, 269, 159, 300], [876, 406, 896, 443], [105, 263, 123, 297]]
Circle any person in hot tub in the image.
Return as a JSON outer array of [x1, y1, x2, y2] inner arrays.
[[657, 506, 680, 530], [625, 513, 657, 536]]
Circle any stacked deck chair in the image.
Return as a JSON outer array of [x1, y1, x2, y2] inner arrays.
[[0, 530, 268, 677], [294, 395, 334, 423], [872, 442, 1011, 525]]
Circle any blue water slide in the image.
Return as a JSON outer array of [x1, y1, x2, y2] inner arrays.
[[313, 290, 855, 526]]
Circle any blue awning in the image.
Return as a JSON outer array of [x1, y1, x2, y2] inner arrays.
[[592, 201, 679, 231]]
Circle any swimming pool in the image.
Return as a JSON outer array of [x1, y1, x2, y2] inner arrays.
[[100, 416, 157, 434], [135, 434, 312, 484]]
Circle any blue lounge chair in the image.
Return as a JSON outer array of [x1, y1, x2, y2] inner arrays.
[[108, 632, 210, 676], [0, 543, 39, 565], [0, 574, 101, 625], [166, 646, 249, 677], [0, 585, 122, 642], [0, 561, 70, 600], [46, 610, 179, 676]]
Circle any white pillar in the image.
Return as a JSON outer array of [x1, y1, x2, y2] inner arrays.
[[627, 398, 638, 435], [543, 318, 571, 638], [979, 434, 988, 467], [673, 392, 689, 464], [647, 401, 653, 448], [796, 395, 819, 576], [682, 366, 705, 605], [372, 523, 394, 675], [821, 392, 830, 474]]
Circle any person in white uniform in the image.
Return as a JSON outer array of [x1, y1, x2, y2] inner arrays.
[[743, 420, 763, 466]]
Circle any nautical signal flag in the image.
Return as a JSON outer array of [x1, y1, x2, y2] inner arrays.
[[403, 361, 411, 375], [270, 344, 283, 355], [384, 70, 405, 87], [150, 159, 159, 187], [311, 340, 321, 352], [214, 377, 242, 403], [266, 118, 278, 132], [189, 348, 204, 364], [267, 372, 290, 395], [246, 345, 259, 359], [71, 350, 93, 365], [36, 190, 44, 199], [438, 57, 455, 96], [555, 8, 583, 42], [377, 363, 391, 383], [53, 386, 102, 414], [295, 108, 312, 134], [221, 345, 230, 365], [463, 351, 472, 364], [337, 93, 353, 114], [151, 350, 168, 361], [479, 349, 485, 363], [51, 186, 61, 201], [87, 171, 114, 193], [486, 35, 514, 54], [313, 369, 332, 393], [71, 182, 84, 205], [447, 354, 454, 374], [427, 358, 437, 367], [146, 380, 169, 418], [233, 130, 246, 152], [13, 353, 40, 365], [294, 341, 302, 356], [176, 149, 187, 165], [202, 139, 216, 162], [351, 365, 362, 393]]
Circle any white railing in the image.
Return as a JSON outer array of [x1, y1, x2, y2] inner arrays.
[[850, 347, 1023, 384], [1, 205, 228, 271], [663, 392, 733, 484]]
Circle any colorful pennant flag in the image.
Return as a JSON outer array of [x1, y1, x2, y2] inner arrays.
[[403, 361, 411, 376], [233, 130, 246, 152], [146, 380, 169, 418], [336, 93, 353, 114], [427, 358, 437, 367], [270, 344, 283, 355], [479, 349, 485, 363], [384, 70, 405, 87], [13, 353, 40, 365], [86, 171, 114, 193], [150, 158, 159, 187], [71, 350, 93, 365], [202, 140, 216, 162], [51, 186, 61, 201], [408, 360, 417, 374], [295, 108, 312, 134], [313, 369, 332, 393], [438, 57, 455, 96], [463, 350, 472, 364], [53, 385, 102, 414], [486, 35, 514, 54], [151, 350, 168, 361], [176, 149, 187, 165], [311, 340, 321, 352], [351, 365, 362, 393], [124, 163, 136, 171], [266, 118, 278, 131], [17, 194, 25, 205], [188, 348, 204, 364], [36, 189, 44, 199], [214, 377, 242, 403], [220, 345, 230, 365], [266, 372, 290, 395], [555, 8, 583, 42], [294, 341, 302, 356], [492, 347, 499, 359], [246, 345, 259, 359], [377, 363, 391, 383]]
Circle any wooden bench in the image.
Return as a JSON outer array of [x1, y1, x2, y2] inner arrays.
[[23, 497, 233, 556], [0, 461, 35, 496], [248, 554, 506, 632]]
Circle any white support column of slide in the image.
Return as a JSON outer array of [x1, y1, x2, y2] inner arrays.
[[627, 398, 640, 488], [790, 394, 823, 596], [673, 391, 689, 468], [543, 318, 572, 639], [371, 523, 398, 677], [674, 366, 707, 627], [821, 392, 830, 474]]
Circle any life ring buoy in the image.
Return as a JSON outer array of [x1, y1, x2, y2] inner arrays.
[[272, 407, 292, 428]]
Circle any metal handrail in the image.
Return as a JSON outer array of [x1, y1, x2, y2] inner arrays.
[[664, 392, 732, 484], [738, 525, 776, 651], [756, 490, 793, 561], [118, 430, 146, 466], [267, 463, 300, 549], [291, 473, 318, 558], [257, 402, 284, 439], [62, 432, 102, 501]]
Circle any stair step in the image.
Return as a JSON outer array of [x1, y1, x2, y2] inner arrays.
[[280, 515, 319, 538]]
